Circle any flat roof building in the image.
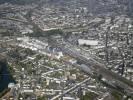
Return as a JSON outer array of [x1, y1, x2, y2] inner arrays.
[[78, 39, 99, 46]]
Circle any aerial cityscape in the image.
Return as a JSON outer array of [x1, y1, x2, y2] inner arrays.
[[0, 0, 133, 100]]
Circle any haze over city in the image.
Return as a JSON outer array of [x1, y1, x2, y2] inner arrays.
[[0, 0, 133, 100]]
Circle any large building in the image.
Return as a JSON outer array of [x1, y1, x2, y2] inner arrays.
[[78, 39, 99, 47]]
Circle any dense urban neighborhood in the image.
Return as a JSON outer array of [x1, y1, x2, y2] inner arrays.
[[0, 0, 133, 100]]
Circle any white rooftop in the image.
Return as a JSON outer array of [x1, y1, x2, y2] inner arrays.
[[78, 39, 99, 46]]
